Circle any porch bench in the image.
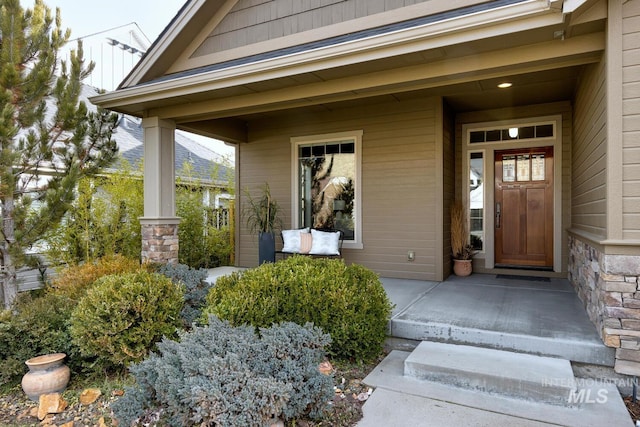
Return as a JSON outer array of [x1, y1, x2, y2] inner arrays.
[[276, 228, 343, 259]]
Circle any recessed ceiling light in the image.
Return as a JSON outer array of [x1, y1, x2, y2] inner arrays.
[[498, 82, 513, 89]]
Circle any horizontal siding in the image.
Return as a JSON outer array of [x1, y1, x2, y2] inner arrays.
[[238, 97, 441, 280], [195, 0, 423, 56], [442, 102, 455, 278], [624, 0, 640, 239], [573, 57, 607, 238]]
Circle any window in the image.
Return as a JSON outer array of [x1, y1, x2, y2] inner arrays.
[[469, 123, 554, 144], [469, 152, 484, 251], [292, 131, 362, 248]]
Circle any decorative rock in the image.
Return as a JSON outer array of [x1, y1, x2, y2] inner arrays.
[[98, 416, 109, 427], [79, 388, 102, 405], [356, 392, 370, 401], [318, 361, 333, 375], [60, 421, 74, 427], [269, 418, 284, 427], [37, 393, 67, 420]]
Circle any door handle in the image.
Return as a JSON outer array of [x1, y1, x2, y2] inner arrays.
[[496, 202, 501, 229]]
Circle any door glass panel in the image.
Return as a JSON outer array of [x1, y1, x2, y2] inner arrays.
[[516, 154, 530, 182], [532, 154, 545, 181], [469, 152, 484, 251], [502, 155, 516, 182]]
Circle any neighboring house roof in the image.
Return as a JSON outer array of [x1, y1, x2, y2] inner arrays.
[[81, 85, 231, 184], [114, 114, 230, 183]]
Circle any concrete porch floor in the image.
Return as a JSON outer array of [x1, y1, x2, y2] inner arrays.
[[382, 274, 615, 366], [206, 268, 614, 366]]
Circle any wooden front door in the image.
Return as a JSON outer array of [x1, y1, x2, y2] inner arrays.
[[494, 147, 554, 268]]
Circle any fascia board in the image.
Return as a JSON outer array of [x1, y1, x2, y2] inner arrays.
[[92, 0, 561, 110]]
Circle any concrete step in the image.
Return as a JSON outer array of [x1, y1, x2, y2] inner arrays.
[[404, 341, 577, 406], [390, 319, 615, 366]]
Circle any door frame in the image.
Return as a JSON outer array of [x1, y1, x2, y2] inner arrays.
[[461, 115, 563, 273]]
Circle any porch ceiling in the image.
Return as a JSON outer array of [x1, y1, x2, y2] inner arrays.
[[177, 62, 584, 142]]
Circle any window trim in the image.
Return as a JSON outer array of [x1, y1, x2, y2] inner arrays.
[[291, 130, 363, 249]]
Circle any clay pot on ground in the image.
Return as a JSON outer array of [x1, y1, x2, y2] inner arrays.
[[453, 259, 473, 277], [21, 353, 70, 401]]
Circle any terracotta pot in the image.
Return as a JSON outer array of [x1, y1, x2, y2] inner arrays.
[[21, 353, 70, 401], [453, 259, 473, 276]]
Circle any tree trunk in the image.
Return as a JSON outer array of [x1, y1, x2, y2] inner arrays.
[[1, 196, 17, 308]]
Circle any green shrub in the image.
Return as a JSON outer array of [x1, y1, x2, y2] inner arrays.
[[203, 256, 393, 361], [111, 317, 332, 427], [155, 263, 211, 328], [50, 254, 143, 301], [0, 293, 79, 387], [69, 271, 184, 370]]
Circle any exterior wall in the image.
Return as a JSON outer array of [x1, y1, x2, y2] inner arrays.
[[237, 96, 442, 280], [442, 101, 455, 278], [572, 60, 607, 239], [195, 0, 427, 57], [454, 101, 573, 274], [569, 2, 640, 376], [623, 0, 640, 240]]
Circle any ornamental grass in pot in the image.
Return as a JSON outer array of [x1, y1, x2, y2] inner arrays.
[[451, 200, 474, 276], [243, 183, 282, 264]]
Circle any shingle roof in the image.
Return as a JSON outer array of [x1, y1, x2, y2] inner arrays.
[[81, 85, 231, 183], [113, 115, 231, 182]]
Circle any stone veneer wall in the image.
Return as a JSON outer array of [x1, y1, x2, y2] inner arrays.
[[569, 235, 640, 375], [141, 224, 179, 265]]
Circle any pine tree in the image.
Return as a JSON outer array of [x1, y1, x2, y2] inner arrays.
[[0, 0, 118, 308]]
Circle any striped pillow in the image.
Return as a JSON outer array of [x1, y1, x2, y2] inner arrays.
[[299, 232, 313, 254]]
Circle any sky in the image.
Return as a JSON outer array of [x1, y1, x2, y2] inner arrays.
[[24, 0, 185, 48], [20, 0, 236, 161]]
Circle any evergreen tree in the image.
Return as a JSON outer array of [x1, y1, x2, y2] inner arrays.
[[0, 0, 118, 308]]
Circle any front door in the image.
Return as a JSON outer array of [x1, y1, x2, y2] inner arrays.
[[494, 147, 553, 268]]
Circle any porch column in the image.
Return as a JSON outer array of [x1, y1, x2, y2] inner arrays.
[[140, 117, 180, 264]]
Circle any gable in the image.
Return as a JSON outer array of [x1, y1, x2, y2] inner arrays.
[[193, 0, 430, 57], [141, 0, 493, 80]]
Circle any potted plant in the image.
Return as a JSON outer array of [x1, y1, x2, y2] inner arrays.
[[451, 200, 474, 276], [243, 183, 282, 264]]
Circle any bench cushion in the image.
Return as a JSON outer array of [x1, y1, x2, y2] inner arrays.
[[282, 228, 310, 253], [309, 229, 341, 256]]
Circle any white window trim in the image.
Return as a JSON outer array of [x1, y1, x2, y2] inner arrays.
[[291, 130, 363, 249]]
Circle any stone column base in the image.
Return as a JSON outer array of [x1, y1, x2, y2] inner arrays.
[[569, 235, 640, 375], [141, 218, 180, 265]]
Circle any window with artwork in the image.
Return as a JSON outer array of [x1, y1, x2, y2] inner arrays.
[[292, 131, 362, 247]]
